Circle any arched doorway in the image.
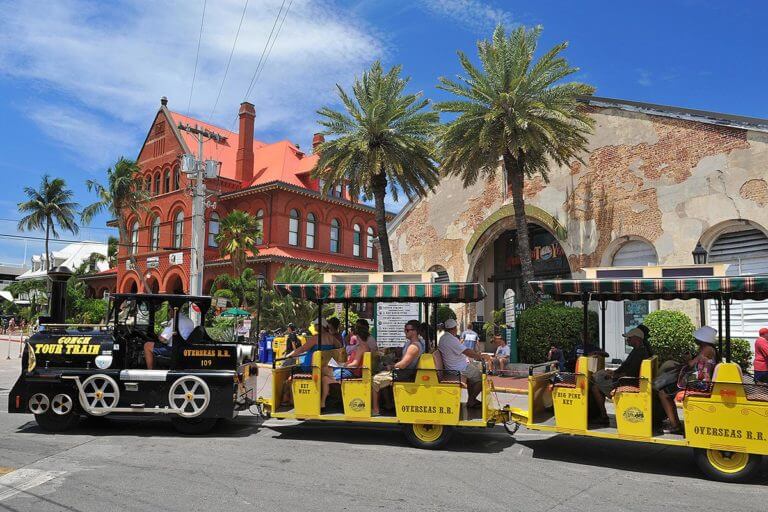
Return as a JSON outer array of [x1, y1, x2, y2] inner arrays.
[[471, 222, 570, 320], [605, 239, 659, 359], [145, 276, 160, 294], [165, 274, 184, 295], [428, 265, 450, 283]]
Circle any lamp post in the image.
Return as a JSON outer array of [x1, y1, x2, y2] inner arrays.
[[255, 273, 266, 335], [692, 242, 708, 326]]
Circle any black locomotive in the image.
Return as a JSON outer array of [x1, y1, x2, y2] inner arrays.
[[8, 267, 259, 434]]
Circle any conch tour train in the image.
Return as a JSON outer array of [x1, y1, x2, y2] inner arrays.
[[9, 268, 768, 482]]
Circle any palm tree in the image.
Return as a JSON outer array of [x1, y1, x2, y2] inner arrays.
[[81, 157, 151, 291], [215, 210, 261, 276], [313, 61, 440, 271], [17, 175, 80, 271], [211, 268, 262, 308], [436, 25, 595, 304]]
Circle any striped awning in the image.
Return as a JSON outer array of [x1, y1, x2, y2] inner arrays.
[[530, 275, 768, 301], [273, 282, 486, 303]]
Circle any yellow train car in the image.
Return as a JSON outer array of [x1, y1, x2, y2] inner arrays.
[[259, 277, 512, 448], [505, 275, 768, 482]]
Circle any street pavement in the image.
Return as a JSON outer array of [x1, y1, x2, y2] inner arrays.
[[0, 338, 766, 511]]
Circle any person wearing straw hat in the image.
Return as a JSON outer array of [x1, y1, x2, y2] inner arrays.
[[657, 325, 718, 434]]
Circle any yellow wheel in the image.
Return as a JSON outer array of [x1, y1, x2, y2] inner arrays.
[[694, 448, 762, 482], [403, 424, 452, 449]]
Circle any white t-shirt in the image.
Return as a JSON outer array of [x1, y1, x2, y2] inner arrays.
[[160, 314, 194, 346], [438, 332, 469, 371], [495, 345, 511, 358], [460, 329, 479, 350]]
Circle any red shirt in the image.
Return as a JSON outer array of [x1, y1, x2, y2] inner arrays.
[[754, 337, 768, 372]]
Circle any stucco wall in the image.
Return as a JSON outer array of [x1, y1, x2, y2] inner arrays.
[[389, 105, 768, 284]]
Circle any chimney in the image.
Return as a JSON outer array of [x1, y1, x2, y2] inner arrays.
[[236, 102, 256, 184], [42, 266, 73, 325], [312, 133, 325, 153]]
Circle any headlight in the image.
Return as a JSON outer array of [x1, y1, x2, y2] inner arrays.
[[26, 343, 36, 373], [236, 344, 257, 364]]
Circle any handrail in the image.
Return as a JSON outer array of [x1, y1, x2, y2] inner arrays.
[[528, 360, 559, 376]]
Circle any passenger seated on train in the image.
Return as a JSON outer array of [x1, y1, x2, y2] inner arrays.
[[438, 318, 485, 408], [320, 330, 369, 410], [371, 319, 424, 416], [590, 327, 651, 426], [657, 326, 717, 435], [280, 319, 338, 406], [144, 312, 194, 370]]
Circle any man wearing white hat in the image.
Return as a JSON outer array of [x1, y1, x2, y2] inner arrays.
[[590, 326, 652, 426], [438, 318, 485, 408]]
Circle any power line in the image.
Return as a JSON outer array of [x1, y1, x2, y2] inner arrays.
[[248, 0, 293, 99], [187, 0, 208, 116], [208, 0, 250, 122], [0, 218, 116, 232], [231, 0, 287, 129]]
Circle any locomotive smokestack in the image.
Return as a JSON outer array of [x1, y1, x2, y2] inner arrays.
[[46, 266, 72, 324]]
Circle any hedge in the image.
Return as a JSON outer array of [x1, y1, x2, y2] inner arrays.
[[518, 302, 598, 363], [643, 310, 696, 363], [730, 338, 753, 371]]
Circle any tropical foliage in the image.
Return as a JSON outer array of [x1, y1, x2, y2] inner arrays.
[[81, 157, 150, 291], [211, 268, 263, 308], [17, 175, 80, 271], [313, 61, 440, 271], [436, 25, 594, 303], [215, 210, 261, 276], [260, 265, 329, 331], [517, 301, 598, 363]]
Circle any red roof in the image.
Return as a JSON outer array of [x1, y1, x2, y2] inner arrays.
[[169, 112, 318, 189]]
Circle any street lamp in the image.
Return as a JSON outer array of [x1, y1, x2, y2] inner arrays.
[[255, 273, 266, 335], [692, 242, 708, 326]]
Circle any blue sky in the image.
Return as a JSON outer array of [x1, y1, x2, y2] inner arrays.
[[0, 0, 766, 265]]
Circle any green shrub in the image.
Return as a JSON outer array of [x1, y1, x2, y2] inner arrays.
[[643, 310, 696, 363], [730, 338, 752, 371], [437, 305, 456, 324], [327, 310, 360, 331], [518, 302, 598, 363]]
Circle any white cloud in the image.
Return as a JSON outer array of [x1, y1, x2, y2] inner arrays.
[[0, 0, 386, 164], [420, 0, 514, 32]]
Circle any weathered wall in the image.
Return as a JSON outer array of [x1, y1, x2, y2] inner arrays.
[[390, 105, 768, 285]]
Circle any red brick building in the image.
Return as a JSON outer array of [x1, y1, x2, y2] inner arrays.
[[115, 97, 382, 294]]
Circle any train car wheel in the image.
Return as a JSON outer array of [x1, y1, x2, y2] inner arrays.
[[694, 448, 762, 482], [81, 375, 120, 416], [35, 395, 80, 433], [403, 424, 453, 449]]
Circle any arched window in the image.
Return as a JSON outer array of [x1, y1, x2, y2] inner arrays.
[[130, 221, 139, 255], [366, 227, 375, 259], [144, 176, 152, 193], [306, 213, 316, 249], [288, 209, 300, 246], [173, 211, 184, 249], [334, 183, 343, 198], [208, 212, 220, 247], [153, 172, 160, 195], [255, 209, 264, 245], [330, 219, 340, 253], [353, 224, 361, 257], [173, 166, 181, 190], [163, 170, 171, 194], [150, 216, 160, 252]]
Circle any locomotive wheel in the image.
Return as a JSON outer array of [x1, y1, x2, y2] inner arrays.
[[403, 424, 453, 449], [35, 394, 80, 433], [171, 417, 218, 435], [81, 375, 120, 416], [28, 393, 50, 415], [168, 376, 210, 418], [694, 448, 762, 482]]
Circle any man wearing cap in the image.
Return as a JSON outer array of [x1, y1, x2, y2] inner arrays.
[[590, 326, 651, 426], [438, 318, 485, 408], [753, 327, 768, 383]]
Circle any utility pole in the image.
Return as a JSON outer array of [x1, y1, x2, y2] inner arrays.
[[178, 123, 223, 325]]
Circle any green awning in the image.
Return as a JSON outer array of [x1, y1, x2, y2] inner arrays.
[[530, 276, 768, 301], [273, 282, 486, 303], [219, 307, 250, 317]]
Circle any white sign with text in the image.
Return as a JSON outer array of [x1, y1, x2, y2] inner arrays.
[[375, 302, 421, 348]]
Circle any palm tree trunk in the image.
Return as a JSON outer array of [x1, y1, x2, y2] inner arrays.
[[372, 171, 393, 272], [45, 219, 51, 271], [504, 150, 536, 305]]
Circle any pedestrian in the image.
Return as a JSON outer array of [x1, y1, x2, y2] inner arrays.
[[754, 328, 768, 384]]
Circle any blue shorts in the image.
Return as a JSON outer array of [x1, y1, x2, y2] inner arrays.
[[152, 344, 172, 357], [333, 368, 356, 380]]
